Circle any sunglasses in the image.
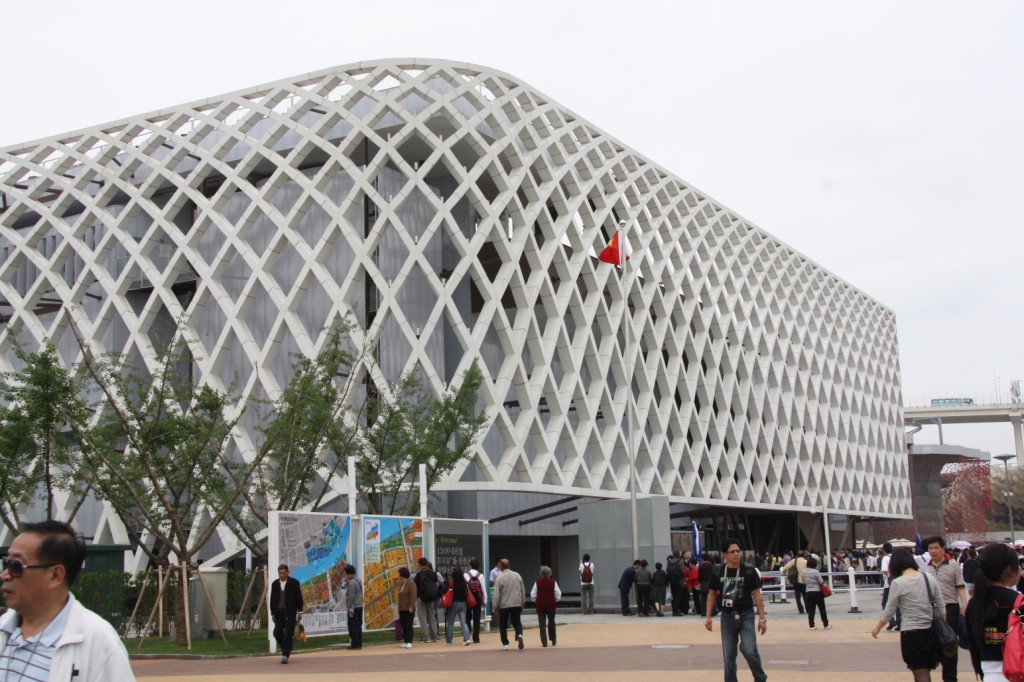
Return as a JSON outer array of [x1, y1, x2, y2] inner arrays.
[[1, 558, 57, 579]]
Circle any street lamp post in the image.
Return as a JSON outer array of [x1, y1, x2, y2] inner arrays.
[[995, 454, 1016, 542]]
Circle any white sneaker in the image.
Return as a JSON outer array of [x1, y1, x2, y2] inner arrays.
[[464, 640, 471, 646], [502, 644, 509, 651], [517, 634, 524, 650], [824, 625, 832, 630]]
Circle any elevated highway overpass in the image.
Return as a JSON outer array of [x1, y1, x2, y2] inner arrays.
[[904, 403, 1024, 459]]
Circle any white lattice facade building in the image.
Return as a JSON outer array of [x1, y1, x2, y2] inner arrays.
[[0, 59, 910, 561]]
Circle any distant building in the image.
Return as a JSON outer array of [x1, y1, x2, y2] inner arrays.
[[872, 443, 989, 542], [0, 59, 909, 568]]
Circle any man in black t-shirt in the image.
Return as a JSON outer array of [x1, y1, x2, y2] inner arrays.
[[705, 539, 768, 682]]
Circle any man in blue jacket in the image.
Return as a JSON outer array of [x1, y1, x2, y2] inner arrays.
[[617, 560, 640, 616]]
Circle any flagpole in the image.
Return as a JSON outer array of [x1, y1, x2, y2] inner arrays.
[[620, 220, 639, 561]]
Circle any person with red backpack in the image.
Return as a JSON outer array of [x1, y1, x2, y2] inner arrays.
[[964, 543, 1021, 682], [464, 559, 487, 643], [579, 554, 595, 614]]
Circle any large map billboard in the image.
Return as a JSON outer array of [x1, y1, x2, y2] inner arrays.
[[274, 512, 352, 635], [362, 516, 423, 630]]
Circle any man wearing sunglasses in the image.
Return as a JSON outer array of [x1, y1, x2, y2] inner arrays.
[[705, 538, 768, 682], [0, 520, 134, 681]]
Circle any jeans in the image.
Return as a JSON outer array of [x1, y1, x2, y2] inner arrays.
[[416, 599, 439, 641], [445, 601, 470, 644], [347, 607, 363, 648], [499, 606, 523, 646], [272, 609, 297, 656], [720, 609, 768, 682], [537, 609, 557, 645], [806, 590, 829, 627], [942, 603, 961, 681], [580, 584, 595, 614]]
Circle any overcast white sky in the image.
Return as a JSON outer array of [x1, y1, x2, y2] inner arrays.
[[3, 0, 1021, 456]]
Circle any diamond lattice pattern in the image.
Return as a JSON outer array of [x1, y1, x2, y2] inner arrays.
[[0, 59, 909, 520]]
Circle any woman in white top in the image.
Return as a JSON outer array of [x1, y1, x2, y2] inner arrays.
[[871, 548, 944, 681]]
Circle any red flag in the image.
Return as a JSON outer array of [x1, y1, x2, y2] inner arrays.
[[598, 231, 629, 266]]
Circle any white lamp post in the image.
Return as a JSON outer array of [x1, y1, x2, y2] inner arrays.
[[995, 454, 1015, 542]]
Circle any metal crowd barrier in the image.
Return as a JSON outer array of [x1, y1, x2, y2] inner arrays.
[[758, 568, 886, 612]]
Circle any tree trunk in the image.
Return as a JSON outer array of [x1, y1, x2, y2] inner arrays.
[[44, 447, 54, 521], [174, 568, 188, 646]]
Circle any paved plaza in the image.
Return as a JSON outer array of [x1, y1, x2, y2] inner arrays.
[[131, 591, 972, 680]]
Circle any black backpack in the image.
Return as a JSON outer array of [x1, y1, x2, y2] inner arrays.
[[418, 569, 438, 602], [698, 562, 714, 588], [666, 558, 683, 583]]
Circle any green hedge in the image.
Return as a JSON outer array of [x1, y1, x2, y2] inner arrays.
[[73, 569, 178, 637], [1, 568, 266, 636]]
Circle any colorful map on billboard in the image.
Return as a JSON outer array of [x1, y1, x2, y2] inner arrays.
[[362, 516, 423, 630], [277, 513, 351, 635]]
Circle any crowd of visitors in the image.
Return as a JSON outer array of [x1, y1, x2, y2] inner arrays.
[[262, 534, 1024, 682]]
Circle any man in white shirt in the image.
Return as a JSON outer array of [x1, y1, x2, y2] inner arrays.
[[879, 542, 899, 630], [0, 521, 134, 681]]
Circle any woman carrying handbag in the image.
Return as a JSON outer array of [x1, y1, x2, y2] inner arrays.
[[443, 570, 474, 646], [802, 557, 831, 630], [870, 548, 944, 681]]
